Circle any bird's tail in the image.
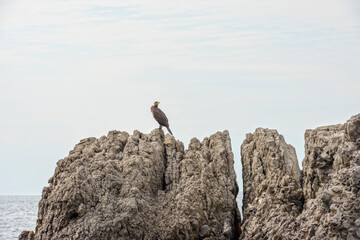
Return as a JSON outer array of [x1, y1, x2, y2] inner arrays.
[[166, 127, 173, 135]]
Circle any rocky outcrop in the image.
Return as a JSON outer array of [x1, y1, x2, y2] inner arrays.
[[20, 113, 360, 240], [241, 113, 360, 240], [19, 130, 240, 240], [299, 114, 360, 239], [241, 128, 303, 239]]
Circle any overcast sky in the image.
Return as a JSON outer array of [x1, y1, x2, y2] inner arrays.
[[1, 0, 359, 195]]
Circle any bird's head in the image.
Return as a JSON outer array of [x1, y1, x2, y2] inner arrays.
[[154, 101, 160, 107]]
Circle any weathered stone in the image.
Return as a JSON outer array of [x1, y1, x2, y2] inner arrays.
[[20, 129, 239, 240], [355, 218, 360, 226], [241, 113, 360, 240], [241, 128, 303, 239], [347, 233, 359, 240], [19, 231, 34, 240], [321, 190, 332, 206], [20, 113, 360, 240], [199, 225, 209, 237]]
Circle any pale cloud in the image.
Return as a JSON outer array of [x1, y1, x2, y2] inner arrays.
[[2, 0, 359, 69]]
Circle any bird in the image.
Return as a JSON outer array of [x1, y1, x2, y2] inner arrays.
[[151, 101, 173, 135]]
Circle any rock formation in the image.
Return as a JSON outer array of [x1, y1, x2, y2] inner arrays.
[[19, 130, 240, 240], [20, 113, 360, 240], [241, 113, 360, 240], [241, 128, 303, 239]]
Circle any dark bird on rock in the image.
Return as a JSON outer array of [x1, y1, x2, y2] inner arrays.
[[151, 101, 173, 135]]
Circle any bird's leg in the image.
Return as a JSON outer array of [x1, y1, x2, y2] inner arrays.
[[159, 125, 162, 130]]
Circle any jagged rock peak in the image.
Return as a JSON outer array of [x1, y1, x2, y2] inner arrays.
[[300, 113, 360, 239], [241, 127, 303, 239], [19, 129, 240, 240], [241, 113, 360, 240]]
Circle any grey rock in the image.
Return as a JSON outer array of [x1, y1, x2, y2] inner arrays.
[[241, 113, 360, 240], [321, 190, 332, 206], [20, 129, 240, 240], [199, 225, 209, 237], [347, 233, 359, 240], [241, 128, 303, 239], [355, 219, 360, 226], [18, 231, 34, 240]]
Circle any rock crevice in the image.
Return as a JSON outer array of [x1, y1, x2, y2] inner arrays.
[[241, 113, 360, 240]]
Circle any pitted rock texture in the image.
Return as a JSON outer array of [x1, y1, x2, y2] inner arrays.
[[241, 128, 303, 239], [19, 129, 240, 240], [241, 113, 360, 240], [298, 114, 360, 240]]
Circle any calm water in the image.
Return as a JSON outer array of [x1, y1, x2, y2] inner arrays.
[[0, 196, 40, 240]]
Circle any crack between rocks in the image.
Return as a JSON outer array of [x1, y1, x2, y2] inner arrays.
[[162, 143, 167, 191]]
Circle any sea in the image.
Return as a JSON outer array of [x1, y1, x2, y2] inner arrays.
[[0, 196, 40, 240], [0, 194, 242, 240]]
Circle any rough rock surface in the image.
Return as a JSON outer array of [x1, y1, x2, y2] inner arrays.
[[299, 114, 360, 240], [19, 129, 240, 240], [241, 113, 360, 240], [241, 128, 303, 239]]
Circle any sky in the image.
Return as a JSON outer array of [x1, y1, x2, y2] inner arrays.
[[1, 0, 359, 195]]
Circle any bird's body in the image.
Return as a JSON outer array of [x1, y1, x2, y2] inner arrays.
[[151, 101, 173, 135]]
